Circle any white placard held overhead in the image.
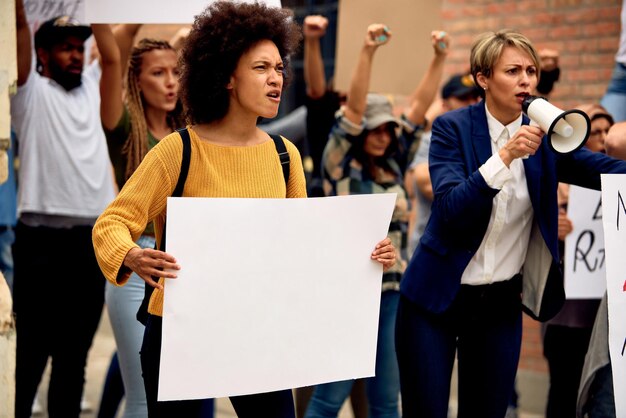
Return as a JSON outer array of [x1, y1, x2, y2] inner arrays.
[[23, 0, 86, 26], [159, 194, 396, 401], [600, 174, 626, 418], [564, 185, 607, 299], [84, 0, 282, 24]]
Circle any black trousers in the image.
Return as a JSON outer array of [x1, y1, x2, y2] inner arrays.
[[544, 324, 594, 418], [13, 221, 105, 418], [396, 275, 523, 418], [141, 315, 296, 418]]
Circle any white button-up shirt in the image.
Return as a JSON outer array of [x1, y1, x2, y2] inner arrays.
[[461, 105, 534, 285]]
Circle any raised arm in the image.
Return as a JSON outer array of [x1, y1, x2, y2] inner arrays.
[[15, 0, 32, 86], [535, 48, 560, 98], [169, 26, 191, 53], [415, 162, 433, 200], [92, 24, 123, 130], [303, 15, 329, 99], [343, 23, 391, 126], [403, 30, 449, 127], [113, 24, 141, 76]]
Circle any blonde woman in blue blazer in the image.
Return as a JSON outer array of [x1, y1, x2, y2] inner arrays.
[[395, 30, 626, 418]]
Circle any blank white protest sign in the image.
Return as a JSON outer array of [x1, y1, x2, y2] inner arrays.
[[159, 194, 396, 401], [84, 0, 282, 23]]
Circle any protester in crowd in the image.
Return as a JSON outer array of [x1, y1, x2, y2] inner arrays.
[[395, 29, 626, 418], [542, 103, 613, 418], [301, 14, 343, 197], [303, 24, 446, 418], [92, 3, 396, 416], [93, 22, 189, 418], [12, 0, 116, 416], [577, 104, 613, 155]]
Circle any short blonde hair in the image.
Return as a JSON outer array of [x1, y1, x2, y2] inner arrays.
[[470, 30, 540, 96]]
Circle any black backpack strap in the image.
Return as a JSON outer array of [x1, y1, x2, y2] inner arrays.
[[137, 127, 191, 325], [270, 134, 290, 188], [173, 128, 191, 197], [159, 127, 192, 250]]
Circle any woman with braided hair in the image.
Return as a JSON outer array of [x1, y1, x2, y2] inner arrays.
[[119, 37, 185, 181], [97, 31, 185, 189], [91, 25, 187, 418]]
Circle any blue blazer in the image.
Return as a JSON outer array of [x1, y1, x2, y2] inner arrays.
[[400, 101, 626, 321]]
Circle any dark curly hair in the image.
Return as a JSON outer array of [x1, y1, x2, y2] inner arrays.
[[179, 1, 302, 124]]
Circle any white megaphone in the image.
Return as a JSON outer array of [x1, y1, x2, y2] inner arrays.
[[522, 95, 591, 154]]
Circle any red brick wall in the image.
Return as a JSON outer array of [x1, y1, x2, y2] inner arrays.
[[440, 0, 622, 110]]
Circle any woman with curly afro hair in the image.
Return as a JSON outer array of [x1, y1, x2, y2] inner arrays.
[[92, 1, 400, 417]]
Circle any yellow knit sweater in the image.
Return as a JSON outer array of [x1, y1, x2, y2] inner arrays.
[[92, 128, 307, 316]]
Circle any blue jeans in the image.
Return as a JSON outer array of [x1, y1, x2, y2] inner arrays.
[[601, 62, 626, 122], [105, 234, 155, 418], [0, 226, 15, 291], [304, 291, 400, 418]]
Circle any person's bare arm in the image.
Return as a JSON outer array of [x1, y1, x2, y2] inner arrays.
[[303, 15, 328, 99], [169, 26, 190, 52], [403, 31, 448, 127], [15, 0, 32, 86], [113, 24, 141, 76], [415, 162, 433, 201], [343, 23, 390, 126], [92, 24, 123, 130]]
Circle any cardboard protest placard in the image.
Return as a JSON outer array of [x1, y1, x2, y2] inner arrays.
[[600, 174, 626, 418], [564, 185, 606, 299]]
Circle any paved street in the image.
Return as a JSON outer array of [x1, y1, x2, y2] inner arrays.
[[30, 308, 354, 418], [30, 308, 545, 418]]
